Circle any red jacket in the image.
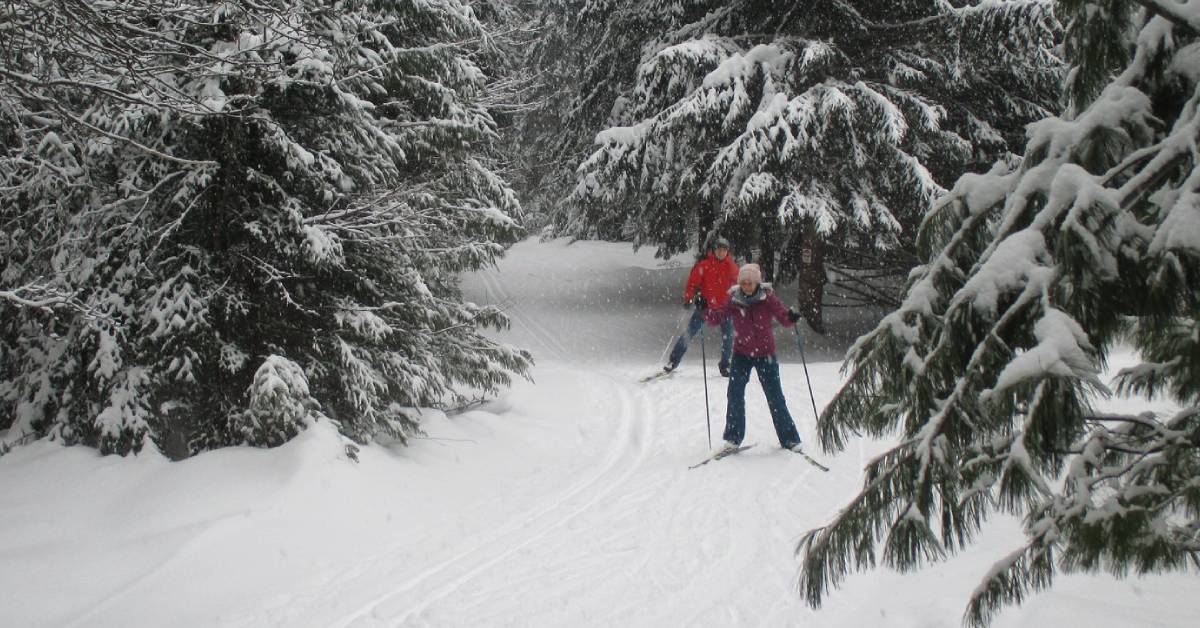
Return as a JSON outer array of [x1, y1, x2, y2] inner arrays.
[[684, 253, 739, 309]]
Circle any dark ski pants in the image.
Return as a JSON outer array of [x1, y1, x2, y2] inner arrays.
[[668, 308, 733, 369], [723, 353, 801, 448]]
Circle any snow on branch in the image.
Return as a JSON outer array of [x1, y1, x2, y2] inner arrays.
[[0, 283, 82, 312], [802, 4, 1200, 624], [1133, 0, 1200, 32], [567, 0, 1059, 282], [0, 0, 531, 457]]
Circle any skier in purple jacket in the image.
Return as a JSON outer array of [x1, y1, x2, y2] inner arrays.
[[699, 263, 805, 454]]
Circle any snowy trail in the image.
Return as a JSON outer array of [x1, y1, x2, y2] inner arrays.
[[476, 258, 573, 362], [322, 365, 853, 628], [1, 239, 1196, 628], [311, 240, 869, 627], [326, 371, 655, 628]]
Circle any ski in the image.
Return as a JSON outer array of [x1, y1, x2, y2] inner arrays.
[[639, 369, 675, 383], [788, 448, 829, 472], [688, 444, 755, 469]]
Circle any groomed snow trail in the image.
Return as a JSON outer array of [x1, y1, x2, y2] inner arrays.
[[324, 371, 654, 628], [303, 238, 863, 627], [309, 368, 854, 628], [288, 239, 868, 628], [349, 370, 850, 628]]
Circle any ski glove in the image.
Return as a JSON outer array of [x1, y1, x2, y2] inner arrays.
[[693, 294, 708, 310], [787, 307, 802, 323]]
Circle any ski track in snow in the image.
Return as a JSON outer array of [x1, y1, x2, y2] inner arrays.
[[60, 513, 248, 628], [310, 243, 855, 627], [327, 373, 654, 628], [477, 260, 571, 362], [340, 373, 840, 628]]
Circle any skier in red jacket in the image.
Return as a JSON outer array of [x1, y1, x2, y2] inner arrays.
[[664, 237, 738, 376]]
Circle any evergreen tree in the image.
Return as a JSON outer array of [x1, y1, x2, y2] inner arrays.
[[799, 2, 1200, 625], [0, 0, 531, 457], [468, 0, 542, 228], [517, 0, 681, 232], [566, 0, 1062, 297]]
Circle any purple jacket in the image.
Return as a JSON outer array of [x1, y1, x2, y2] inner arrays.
[[705, 285, 795, 358]]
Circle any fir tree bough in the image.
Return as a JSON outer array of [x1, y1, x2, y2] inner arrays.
[[0, 0, 532, 457], [563, 0, 1063, 292], [515, 0, 677, 232], [798, 2, 1200, 625]]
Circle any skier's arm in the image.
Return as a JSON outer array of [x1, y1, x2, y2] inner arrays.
[[704, 299, 732, 326], [683, 262, 703, 302], [768, 294, 796, 327], [725, 258, 740, 288]]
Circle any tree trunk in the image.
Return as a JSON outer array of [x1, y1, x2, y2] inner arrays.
[[697, 197, 716, 253], [796, 221, 827, 334], [759, 210, 776, 282]]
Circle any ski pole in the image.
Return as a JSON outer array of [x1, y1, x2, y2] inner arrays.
[[700, 310, 712, 449], [794, 327, 820, 423], [658, 307, 693, 367]]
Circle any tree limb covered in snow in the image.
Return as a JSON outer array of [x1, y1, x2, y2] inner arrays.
[[561, 1, 1061, 299], [1, 0, 531, 457], [1131, 0, 1200, 33], [800, 3, 1200, 625], [0, 284, 80, 312]]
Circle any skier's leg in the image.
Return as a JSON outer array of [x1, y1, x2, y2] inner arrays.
[[756, 356, 801, 447], [667, 308, 704, 367], [723, 353, 751, 444], [718, 318, 734, 372]]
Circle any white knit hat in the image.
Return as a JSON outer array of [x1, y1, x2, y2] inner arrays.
[[737, 263, 762, 284]]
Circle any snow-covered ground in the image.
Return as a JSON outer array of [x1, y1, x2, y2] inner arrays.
[[0, 239, 1195, 627]]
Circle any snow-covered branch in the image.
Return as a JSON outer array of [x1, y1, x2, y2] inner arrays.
[[561, 0, 1060, 291], [801, 3, 1200, 624], [0, 284, 80, 312], [1132, 0, 1200, 33], [1, 0, 531, 457]]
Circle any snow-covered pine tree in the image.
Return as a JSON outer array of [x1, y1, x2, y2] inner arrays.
[[467, 0, 540, 229], [0, 0, 531, 457], [570, 1, 1062, 295], [799, 2, 1200, 625], [516, 0, 687, 232]]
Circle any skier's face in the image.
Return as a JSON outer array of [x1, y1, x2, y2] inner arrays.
[[714, 246, 729, 260], [739, 278, 758, 295]]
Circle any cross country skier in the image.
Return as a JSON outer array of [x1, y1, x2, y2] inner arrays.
[[664, 237, 738, 376], [697, 263, 806, 455]]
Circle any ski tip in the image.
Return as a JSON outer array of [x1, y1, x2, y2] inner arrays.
[[638, 369, 675, 383], [786, 447, 830, 472], [688, 443, 755, 469]]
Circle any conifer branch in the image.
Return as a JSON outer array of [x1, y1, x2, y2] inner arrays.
[[1130, 0, 1200, 33], [802, 4, 1200, 624]]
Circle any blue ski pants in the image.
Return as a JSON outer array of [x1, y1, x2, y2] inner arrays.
[[723, 353, 801, 448], [668, 308, 733, 369]]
